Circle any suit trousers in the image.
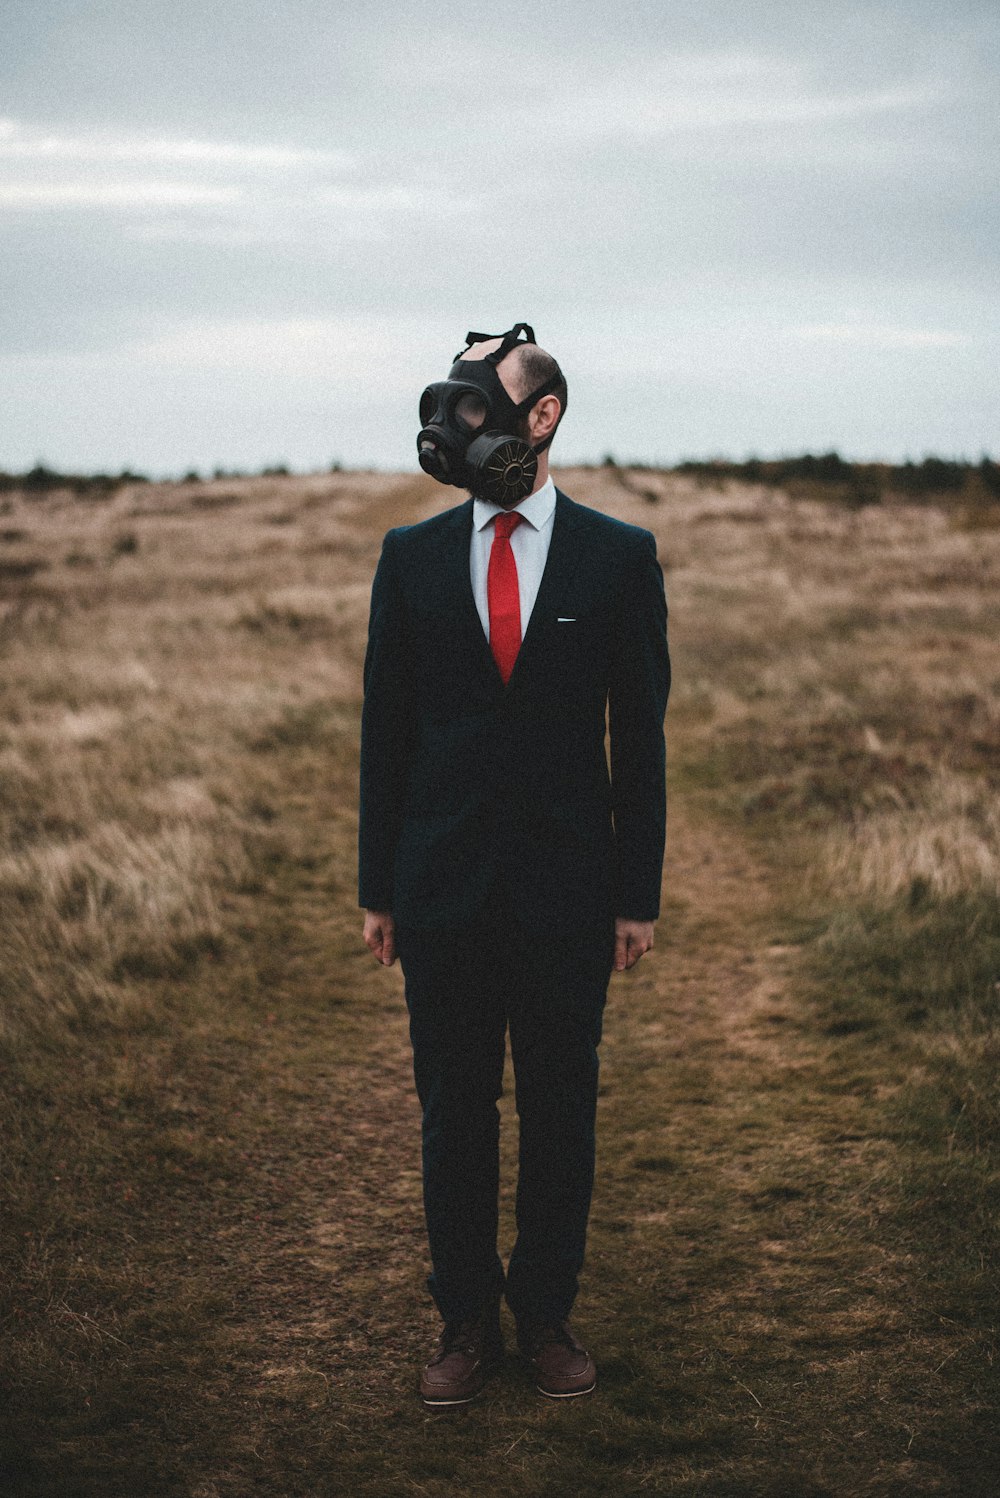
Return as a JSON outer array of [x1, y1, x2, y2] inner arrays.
[[396, 883, 615, 1328]]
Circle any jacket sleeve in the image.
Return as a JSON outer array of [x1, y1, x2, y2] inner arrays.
[[358, 529, 415, 911], [608, 529, 670, 921]]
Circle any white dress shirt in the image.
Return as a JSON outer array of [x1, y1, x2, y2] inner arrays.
[[470, 477, 557, 643]]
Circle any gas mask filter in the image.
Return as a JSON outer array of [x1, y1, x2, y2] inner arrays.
[[417, 323, 563, 507]]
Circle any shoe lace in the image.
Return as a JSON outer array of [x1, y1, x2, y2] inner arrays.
[[433, 1318, 479, 1360], [530, 1323, 578, 1352]]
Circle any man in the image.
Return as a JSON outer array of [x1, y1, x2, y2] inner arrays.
[[359, 323, 669, 1406]]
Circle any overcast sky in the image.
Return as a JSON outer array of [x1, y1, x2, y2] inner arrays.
[[2, 1, 997, 474]]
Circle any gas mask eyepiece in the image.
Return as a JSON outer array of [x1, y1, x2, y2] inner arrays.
[[416, 323, 561, 507]]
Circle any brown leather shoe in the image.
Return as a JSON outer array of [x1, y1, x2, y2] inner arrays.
[[419, 1308, 504, 1407], [516, 1320, 597, 1399]]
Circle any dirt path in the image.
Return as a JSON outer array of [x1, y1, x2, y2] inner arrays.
[[5, 658, 990, 1493], [168, 766, 989, 1498]]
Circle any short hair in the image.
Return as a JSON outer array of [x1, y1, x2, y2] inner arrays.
[[512, 344, 568, 441]]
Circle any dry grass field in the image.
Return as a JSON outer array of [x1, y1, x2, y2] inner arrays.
[[1, 465, 998, 1496]]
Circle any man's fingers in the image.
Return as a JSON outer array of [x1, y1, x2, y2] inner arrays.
[[369, 922, 394, 965], [363, 911, 397, 966], [614, 920, 655, 971], [629, 931, 653, 968]]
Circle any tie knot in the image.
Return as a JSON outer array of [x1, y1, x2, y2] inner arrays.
[[494, 511, 523, 541]]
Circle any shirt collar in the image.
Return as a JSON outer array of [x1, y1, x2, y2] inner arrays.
[[473, 476, 557, 532]]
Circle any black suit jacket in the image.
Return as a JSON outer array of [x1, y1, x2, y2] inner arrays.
[[358, 488, 670, 932]]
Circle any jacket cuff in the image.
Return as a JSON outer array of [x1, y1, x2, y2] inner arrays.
[[359, 888, 393, 912], [615, 904, 660, 922]]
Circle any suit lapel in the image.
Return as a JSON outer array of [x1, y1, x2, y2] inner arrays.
[[437, 497, 501, 691]]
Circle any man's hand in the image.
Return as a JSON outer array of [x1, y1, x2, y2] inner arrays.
[[364, 909, 397, 966], [614, 918, 655, 972]]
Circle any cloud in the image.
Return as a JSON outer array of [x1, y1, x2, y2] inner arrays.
[[0, 118, 354, 171], [786, 324, 972, 349], [553, 63, 940, 141], [114, 314, 456, 388], [0, 117, 477, 230], [0, 118, 357, 218], [132, 317, 384, 377], [0, 181, 241, 208], [0, 6, 994, 471], [374, 43, 943, 154]]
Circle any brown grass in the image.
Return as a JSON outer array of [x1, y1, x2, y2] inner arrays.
[[1, 466, 998, 1496]]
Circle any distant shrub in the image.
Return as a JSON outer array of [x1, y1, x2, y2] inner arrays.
[[23, 464, 66, 493], [673, 453, 995, 510], [896, 457, 966, 496], [0, 465, 147, 500], [977, 457, 1000, 497]]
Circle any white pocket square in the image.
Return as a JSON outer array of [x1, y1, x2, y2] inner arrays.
[[556, 616, 577, 623]]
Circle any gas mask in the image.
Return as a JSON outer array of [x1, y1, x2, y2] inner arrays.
[[417, 323, 564, 507]]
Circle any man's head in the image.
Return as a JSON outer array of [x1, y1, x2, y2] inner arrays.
[[417, 323, 567, 507], [453, 335, 567, 452]]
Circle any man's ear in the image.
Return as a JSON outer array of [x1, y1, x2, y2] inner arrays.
[[529, 395, 560, 445]]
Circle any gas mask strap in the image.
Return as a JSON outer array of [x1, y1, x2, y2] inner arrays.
[[454, 323, 537, 364], [511, 367, 562, 415], [527, 372, 565, 455]]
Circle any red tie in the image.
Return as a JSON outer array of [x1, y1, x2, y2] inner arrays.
[[487, 510, 523, 684]]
